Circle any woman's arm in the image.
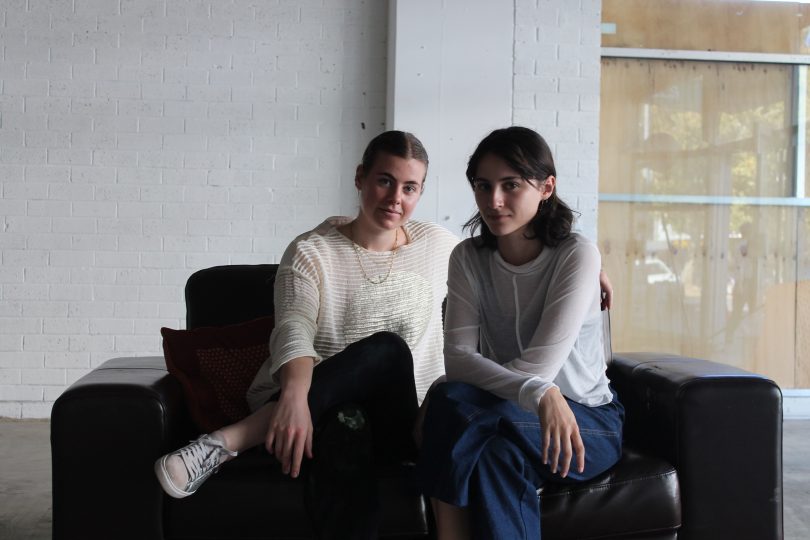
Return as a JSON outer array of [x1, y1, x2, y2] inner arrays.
[[443, 247, 536, 400], [268, 261, 323, 379], [265, 243, 323, 478]]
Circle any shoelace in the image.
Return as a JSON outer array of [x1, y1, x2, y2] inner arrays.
[[179, 436, 238, 486]]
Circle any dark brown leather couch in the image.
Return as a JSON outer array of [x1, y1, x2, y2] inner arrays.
[[51, 264, 784, 539]]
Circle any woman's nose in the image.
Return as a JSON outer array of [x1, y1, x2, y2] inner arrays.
[[487, 188, 503, 208]]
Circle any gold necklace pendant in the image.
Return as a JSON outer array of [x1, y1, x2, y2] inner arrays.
[[351, 222, 399, 285]]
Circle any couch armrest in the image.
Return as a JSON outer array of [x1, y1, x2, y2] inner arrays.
[[608, 352, 783, 540], [51, 356, 194, 540]]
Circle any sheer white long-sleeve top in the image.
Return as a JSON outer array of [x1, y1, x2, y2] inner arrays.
[[443, 233, 612, 413]]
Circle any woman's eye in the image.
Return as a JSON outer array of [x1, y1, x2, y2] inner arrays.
[[473, 182, 490, 192], [377, 177, 392, 186], [505, 181, 520, 191]]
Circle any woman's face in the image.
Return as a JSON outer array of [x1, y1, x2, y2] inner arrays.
[[472, 153, 553, 241], [355, 152, 426, 233]]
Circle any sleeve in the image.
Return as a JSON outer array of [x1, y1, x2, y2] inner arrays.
[[267, 240, 323, 382], [444, 245, 546, 409], [502, 241, 602, 410], [443, 241, 601, 413]]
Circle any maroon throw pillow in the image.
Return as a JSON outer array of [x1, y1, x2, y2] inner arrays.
[[161, 316, 274, 433]]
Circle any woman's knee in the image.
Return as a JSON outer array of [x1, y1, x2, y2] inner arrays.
[[366, 331, 408, 353], [358, 331, 413, 371], [351, 331, 406, 355]]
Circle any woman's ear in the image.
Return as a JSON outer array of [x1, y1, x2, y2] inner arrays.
[[543, 175, 556, 199], [354, 165, 364, 190]]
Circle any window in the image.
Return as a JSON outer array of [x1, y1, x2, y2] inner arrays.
[[600, 0, 810, 388]]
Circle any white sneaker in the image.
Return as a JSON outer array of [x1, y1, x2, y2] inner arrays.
[[154, 434, 237, 498]]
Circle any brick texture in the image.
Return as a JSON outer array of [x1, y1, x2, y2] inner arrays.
[[1, 0, 601, 418], [513, 0, 602, 239], [0, 0, 387, 417]]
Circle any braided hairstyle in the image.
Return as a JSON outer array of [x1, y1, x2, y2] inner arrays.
[[360, 130, 429, 181]]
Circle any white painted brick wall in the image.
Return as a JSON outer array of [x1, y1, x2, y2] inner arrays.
[[2, 0, 602, 418], [513, 0, 602, 240], [0, 0, 387, 418]]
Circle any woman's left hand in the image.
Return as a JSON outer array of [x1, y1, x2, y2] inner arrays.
[[538, 387, 585, 478], [599, 269, 613, 311]]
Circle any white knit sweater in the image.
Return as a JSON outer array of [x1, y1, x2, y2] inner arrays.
[[247, 216, 459, 412], [444, 233, 612, 413]]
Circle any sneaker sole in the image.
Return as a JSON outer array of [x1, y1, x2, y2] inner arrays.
[[154, 456, 194, 499]]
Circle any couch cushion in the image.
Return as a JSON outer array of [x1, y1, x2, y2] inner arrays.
[[161, 316, 274, 432], [163, 446, 678, 540], [164, 448, 430, 540], [540, 447, 681, 539]]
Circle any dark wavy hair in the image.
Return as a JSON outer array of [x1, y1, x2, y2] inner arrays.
[[463, 126, 575, 249], [360, 130, 429, 182]]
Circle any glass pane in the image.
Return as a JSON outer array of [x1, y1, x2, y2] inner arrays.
[[601, 58, 793, 197], [798, 208, 810, 387], [599, 201, 798, 388], [602, 0, 810, 55], [806, 66, 810, 198]]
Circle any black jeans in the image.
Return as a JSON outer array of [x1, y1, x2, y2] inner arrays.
[[306, 331, 420, 461], [273, 331, 419, 539]]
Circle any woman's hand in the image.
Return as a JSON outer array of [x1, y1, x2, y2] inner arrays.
[[266, 391, 313, 478], [538, 386, 584, 478], [265, 357, 315, 478], [599, 269, 613, 311]]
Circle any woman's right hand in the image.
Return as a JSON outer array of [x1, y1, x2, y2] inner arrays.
[[266, 392, 313, 478], [265, 357, 315, 478]]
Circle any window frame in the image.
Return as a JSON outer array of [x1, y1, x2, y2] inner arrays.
[[600, 47, 810, 205]]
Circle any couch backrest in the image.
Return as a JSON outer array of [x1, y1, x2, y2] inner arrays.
[[185, 264, 278, 329]]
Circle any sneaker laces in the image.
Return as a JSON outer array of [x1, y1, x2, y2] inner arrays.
[[179, 435, 238, 488]]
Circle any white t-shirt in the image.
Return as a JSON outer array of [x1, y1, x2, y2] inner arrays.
[[443, 233, 612, 413], [247, 216, 459, 412]]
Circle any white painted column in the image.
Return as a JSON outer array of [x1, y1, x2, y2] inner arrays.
[[387, 0, 514, 237]]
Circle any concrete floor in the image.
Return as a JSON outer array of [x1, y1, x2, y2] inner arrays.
[[1, 419, 809, 539], [784, 419, 810, 539], [1, 420, 51, 540]]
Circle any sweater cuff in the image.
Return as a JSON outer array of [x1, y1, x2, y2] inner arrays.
[[518, 378, 558, 413]]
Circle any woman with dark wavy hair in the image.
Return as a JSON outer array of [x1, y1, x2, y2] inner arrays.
[[418, 126, 624, 539]]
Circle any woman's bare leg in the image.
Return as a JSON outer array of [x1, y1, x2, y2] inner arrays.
[[432, 498, 471, 540], [215, 401, 276, 457]]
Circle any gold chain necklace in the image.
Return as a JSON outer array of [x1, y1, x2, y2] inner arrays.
[[350, 221, 399, 285]]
